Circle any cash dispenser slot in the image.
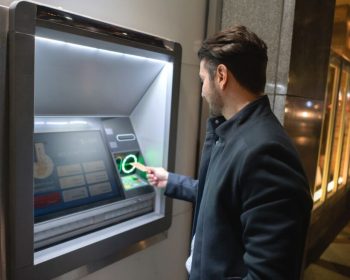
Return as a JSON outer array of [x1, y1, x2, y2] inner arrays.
[[34, 193, 154, 249]]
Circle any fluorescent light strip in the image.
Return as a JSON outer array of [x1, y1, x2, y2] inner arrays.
[[338, 176, 343, 185], [35, 120, 88, 126], [69, 121, 88, 125], [313, 189, 322, 202], [46, 121, 69, 125], [327, 180, 334, 192], [35, 36, 167, 65]]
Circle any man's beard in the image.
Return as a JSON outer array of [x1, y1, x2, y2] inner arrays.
[[208, 87, 223, 117]]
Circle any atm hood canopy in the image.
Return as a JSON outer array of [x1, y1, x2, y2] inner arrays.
[[34, 27, 172, 116]]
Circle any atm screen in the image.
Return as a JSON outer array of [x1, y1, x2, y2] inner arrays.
[[33, 130, 124, 222]]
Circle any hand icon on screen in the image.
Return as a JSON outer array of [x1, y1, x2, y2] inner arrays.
[[33, 142, 54, 179]]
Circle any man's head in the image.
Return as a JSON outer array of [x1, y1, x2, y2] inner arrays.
[[198, 25, 268, 96]]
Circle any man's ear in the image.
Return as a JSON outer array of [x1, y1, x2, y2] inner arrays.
[[216, 64, 228, 90]]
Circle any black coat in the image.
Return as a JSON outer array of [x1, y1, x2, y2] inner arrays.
[[165, 95, 313, 280]]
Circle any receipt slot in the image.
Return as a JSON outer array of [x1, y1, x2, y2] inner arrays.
[[3, 1, 181, 279]]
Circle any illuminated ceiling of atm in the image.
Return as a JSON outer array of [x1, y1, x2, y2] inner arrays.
[[34, 36, 167, 116]]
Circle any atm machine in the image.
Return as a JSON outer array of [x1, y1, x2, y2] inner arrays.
[[0, 1, 181, 279]]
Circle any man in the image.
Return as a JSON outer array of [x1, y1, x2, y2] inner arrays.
[[147, 25, 313, 280]]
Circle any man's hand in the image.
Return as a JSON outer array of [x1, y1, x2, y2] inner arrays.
[[147, 167, 169, 188]]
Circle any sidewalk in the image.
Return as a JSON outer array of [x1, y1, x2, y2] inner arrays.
[[304, 222, 350, 279]]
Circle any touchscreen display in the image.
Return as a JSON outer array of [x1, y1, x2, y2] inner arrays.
[[33, 130, 124, 221]]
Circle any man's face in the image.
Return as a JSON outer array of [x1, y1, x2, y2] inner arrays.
[[199, 60, 223, 116]]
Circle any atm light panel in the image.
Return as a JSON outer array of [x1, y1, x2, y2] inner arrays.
[[35, 36, 168, 65]]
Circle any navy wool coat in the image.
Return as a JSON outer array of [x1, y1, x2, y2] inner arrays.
[[165, 95, 313, 280]]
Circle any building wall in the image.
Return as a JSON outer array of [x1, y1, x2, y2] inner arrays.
[[286, 0, 350, 266], [0, 0, 207, 279], [198, 0, 295, 162], [220, 0, 334, 188], [221, 0, 296, 125], [285, 0, 335, 187]]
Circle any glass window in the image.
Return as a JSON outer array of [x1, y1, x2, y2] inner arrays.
[[326, 66, 349, 196], [338, 71, 350, 188], [313, 3, 350, 205], [313, 61, 340, 203]]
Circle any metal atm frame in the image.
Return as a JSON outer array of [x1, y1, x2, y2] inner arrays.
[[1, 1, 181, 279]]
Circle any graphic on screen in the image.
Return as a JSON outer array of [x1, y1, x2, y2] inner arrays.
[[34, 143, 54, 179], [114, 152, 148, 190], [33, 130, 123, 221]]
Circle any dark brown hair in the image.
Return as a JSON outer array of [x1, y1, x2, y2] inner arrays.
[[198, 25, 268, 94]]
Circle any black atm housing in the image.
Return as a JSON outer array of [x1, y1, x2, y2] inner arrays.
[[4, 1, 181, 279]]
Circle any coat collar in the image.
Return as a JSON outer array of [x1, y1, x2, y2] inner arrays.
[[207, 116, 226, 135], [215, 95, 271, 139]]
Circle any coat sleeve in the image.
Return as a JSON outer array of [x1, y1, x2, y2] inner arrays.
[[238, 143, 313, 280], [164, 172, 198, 203]]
